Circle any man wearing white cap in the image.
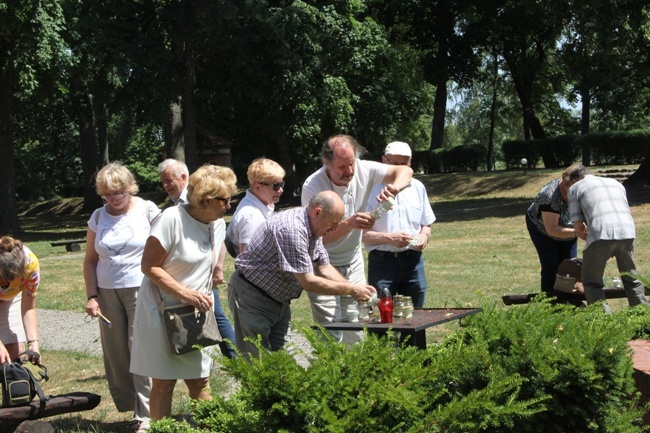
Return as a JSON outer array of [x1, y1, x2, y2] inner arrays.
[[362, 141, 435, 307], [302, 134, 413, 343]]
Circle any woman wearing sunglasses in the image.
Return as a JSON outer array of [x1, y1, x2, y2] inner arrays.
[[83, 162, 161, 432], [225, 158, 285, 257], [131, 165, 237, 426]]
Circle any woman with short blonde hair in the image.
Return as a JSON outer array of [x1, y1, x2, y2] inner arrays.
[[84, 162, 161, 432], [131, 165, 237, 423], [226, 158, 285, 257]]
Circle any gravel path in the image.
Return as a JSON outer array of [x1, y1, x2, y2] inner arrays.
[[39, 309, 103, 356], [37, 309, 313, 367]]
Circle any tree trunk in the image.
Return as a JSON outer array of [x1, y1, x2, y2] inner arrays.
[[579, 85, 591, 166], [275, 135, 298, 203], [166, 98, 185, 162], [427, 48, 449, 175], [97, 101, 109, 166], [430, 79, 447, 153], [75, 78, 101, 212], [487, 53, 499, 171], [503, 52, 547, 141], [182, 0, 198, 172], [0, 62, 22, 234]]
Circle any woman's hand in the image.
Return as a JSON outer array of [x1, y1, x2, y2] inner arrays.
[[0, 341, 10, 364], [86, 296, 100, 317], [185, 290, 213, 312], [26, 342, 41, 364]]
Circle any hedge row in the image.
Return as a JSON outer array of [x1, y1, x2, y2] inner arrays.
[[503, 129, 650, 169], [150, 300, 650, 433]]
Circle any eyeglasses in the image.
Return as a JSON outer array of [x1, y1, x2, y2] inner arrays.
[[260, 181, 285, 191], [102, 192, 126, 201], [210, 196, 232, 205]]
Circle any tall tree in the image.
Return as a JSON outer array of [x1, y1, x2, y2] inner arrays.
[[0, 1, 66, 234], [384, 0, 479, 154], [198, 0, 429, 191], [468, 0, 568, 142], [558, 0, 650, 165]]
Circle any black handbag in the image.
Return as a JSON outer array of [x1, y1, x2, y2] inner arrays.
[[0, 350, 48, 407], [160, 303, 222, 355]]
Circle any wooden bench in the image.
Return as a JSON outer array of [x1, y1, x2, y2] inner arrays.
[[49, 239, 86, 253], [502, 287, 628, 307], [0, 392, 101, 433]]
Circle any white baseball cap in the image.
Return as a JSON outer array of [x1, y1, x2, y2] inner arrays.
[[384, 141, 412, 157]]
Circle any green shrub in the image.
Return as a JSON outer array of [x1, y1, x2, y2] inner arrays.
[[439, 144, 485, 173], [149, 301, 649, 433], [579, 130, 650, 165]]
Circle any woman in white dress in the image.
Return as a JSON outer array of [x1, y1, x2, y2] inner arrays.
[[130, 164, 237, 423]]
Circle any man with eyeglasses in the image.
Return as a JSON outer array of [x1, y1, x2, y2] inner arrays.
[[301, 134, 413, 343], [158, 158, 237, 359], [225, 158, 286, 257], [362, 142, 435, 308]]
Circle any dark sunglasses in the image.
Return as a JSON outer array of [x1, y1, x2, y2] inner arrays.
[[260, 181, 285, 191]]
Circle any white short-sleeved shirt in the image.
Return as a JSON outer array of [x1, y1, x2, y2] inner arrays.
[[225, 189, 274, 257], [301, 159, 387, 266], [88, 198, 161, 289], [131, 206, 226, 379], [364, 178, 435, 252]]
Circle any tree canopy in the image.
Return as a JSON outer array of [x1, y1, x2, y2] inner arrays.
[[0, 0, 649, 234]]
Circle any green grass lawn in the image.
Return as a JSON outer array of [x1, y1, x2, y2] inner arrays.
[[13, 165, 650, 431]]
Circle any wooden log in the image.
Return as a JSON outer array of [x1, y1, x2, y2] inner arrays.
[[49, 239, 86, 247], [0, 392, 101, 426], [502, 287, 628, 306], [49, 239, 86, 252]]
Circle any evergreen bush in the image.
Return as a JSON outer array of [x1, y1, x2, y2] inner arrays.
[[149, 301, 649, 433], [578, 130, 650, 165], [439, 144, 485, 173]]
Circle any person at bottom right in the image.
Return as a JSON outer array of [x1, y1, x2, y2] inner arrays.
[[362, 141, 435, 308], [567, 165, 647, 313]]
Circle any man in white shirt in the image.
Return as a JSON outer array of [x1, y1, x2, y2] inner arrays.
[[568, 168, 647, 312], [301, 134, 413, 343], [362, 142, 435, 308]]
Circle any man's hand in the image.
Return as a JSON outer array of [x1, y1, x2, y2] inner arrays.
[[389, 232, 413, 248], [350, 284, 376, 302], [351, 212, 375, 230], [376, 184, 399, 203]]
